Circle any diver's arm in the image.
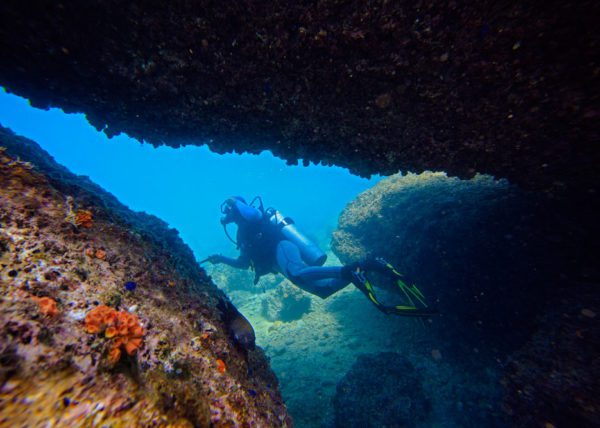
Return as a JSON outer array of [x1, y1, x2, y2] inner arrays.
[[208, 252, 251, 269]]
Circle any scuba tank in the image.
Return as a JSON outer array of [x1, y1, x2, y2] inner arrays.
[[265, 207, 327, 266]]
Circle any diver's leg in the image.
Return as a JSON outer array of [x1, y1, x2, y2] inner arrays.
[[275, 241, 350, 299], [294, 265, 344, 280], [275, 240, 306, 278], [295, 277, 350, 299]]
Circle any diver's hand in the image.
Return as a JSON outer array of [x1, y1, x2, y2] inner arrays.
[[206, 254, 225, 264]]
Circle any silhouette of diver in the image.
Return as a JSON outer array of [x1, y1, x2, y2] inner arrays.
[[204, 196, 435, 317]]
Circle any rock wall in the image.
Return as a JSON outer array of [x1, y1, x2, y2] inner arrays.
[[0, 125, 292, 427], [501, 283, 599, 427], [333, 353, 430, 428], [331, 171, 599, 426], [334, 173, 544, 349], [0, 1, 598, 192]]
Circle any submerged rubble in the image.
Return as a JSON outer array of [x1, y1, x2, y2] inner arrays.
[[0, 126, 292, 427]]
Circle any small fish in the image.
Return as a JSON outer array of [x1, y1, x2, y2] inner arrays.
[[217, 299, 256, 350], [248, 389, 257, 397], [230, 312, 256, 350], [124, 281, 136, 292]]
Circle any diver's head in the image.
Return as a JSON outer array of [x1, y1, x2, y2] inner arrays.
[[220, 196, 245, 225], [220, 196, 262, 225]]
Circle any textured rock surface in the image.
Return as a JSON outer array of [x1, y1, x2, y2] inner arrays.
[[502, 283, 600, 428], [0, 2, 598, 192], [260, 282, 312, 322], [333, 352, 430, 428], [0, 126, 291, 427], [332, 171, 599, 426], [333, 173, 550, 350]]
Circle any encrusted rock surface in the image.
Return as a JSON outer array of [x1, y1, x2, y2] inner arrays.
[[0, 126, 292, 427], [333, 173, 549, 350], [0, 2, 598, 192], [331, 171, 599, 426], [502, 283, 600, 428], [333, 352, 430, 428]]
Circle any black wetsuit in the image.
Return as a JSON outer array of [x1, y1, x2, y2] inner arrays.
[[218, 218, 350, 298]]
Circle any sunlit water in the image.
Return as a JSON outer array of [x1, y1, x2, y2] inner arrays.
[[0, 88, 391, 426], [0, 88, 379, 260]]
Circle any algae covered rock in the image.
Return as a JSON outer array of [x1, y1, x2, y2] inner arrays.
[[333, 352, 429, 428], [501, 283, 600, 428], [0, 126, 292, 427], [332, 172, 564, 353], [332, 170, 600, 426], [261, 282, 312, 322]]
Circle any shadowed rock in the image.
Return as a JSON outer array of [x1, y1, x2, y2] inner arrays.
[[333, 172, 558, 351], [0, 1, 598, 192], [332, 171, 599, 426], [334, 352, 430, 428], [502, 283, 600, 428]]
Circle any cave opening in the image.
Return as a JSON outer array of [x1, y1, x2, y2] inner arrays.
[[0, 87, 380, 260], [1, 84, 597, 428], [0, 86, 390, 427]]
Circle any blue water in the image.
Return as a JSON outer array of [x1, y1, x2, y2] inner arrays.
[[0, 88, 379, 259]]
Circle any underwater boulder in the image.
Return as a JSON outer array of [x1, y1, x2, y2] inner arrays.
[[333, 171, 600, 426], [260, 282, 312, 322], [332, 172, 575, 354], [501, 283, 600, 428], [333, 352, 429, 428], [209, 263, 261, 294], [0, 126, 292, 427]]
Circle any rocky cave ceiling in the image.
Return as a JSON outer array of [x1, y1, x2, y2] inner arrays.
[[0, 1, 598, 193]]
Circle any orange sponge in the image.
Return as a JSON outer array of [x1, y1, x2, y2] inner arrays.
[[85, 305, 144, 364], [74, 210, 93, 228], [216, 359, 227, 374], [36, 297, 58, 317]]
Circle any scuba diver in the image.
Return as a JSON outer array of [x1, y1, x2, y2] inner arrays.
[[202, 196, 435, 317]]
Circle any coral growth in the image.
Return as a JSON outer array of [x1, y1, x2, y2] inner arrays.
[[216, 358, 227, 374], [65, 195, 93, 228], [74, 209, 93, 228], [85, 305, 144, 364], [84, 247, 106, 260], [35, 296, 59, 317]]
